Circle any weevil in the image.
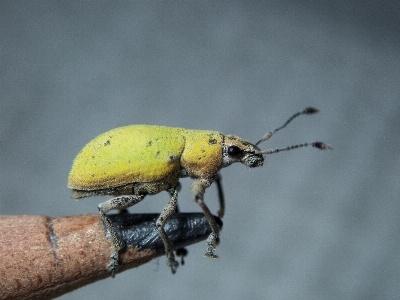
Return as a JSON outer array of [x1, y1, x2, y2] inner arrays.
[[68, 107, 331, 275]]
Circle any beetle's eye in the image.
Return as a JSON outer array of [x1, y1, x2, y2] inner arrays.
[[228, 146, 242, 158]]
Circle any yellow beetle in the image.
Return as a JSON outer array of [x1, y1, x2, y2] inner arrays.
[[68, 107, 331, 275]]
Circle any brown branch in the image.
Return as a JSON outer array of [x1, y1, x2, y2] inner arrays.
[[0, 213, 220, 300]]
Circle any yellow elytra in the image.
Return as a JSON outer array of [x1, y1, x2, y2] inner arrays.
[[68, 107, 332, 276]]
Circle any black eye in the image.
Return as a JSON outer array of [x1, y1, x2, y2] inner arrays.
[[228, 146, 242, 158]]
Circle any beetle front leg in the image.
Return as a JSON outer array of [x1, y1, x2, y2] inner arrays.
[[156, 188, 179, 274], [214, 173, 225, 219], [191, 178, 221, 259], [98, 194, 145, 277]]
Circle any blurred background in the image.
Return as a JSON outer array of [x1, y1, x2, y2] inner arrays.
[[1, 1, 399, 299]]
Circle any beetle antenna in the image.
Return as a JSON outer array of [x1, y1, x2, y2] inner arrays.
[[256, 141, 332, 155], [255, 107, 319, 146]]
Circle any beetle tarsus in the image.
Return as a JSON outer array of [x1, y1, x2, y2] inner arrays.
[[175, 247, 188, 265], [107, 250, 120, 278], [166, 252, 179, 274], [204, 232, 219, 259], [204, 252, 219, 259]]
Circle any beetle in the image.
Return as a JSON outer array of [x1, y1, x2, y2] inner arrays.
[[68, 107, 331, 276]]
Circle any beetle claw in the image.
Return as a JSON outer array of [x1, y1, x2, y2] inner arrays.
[[167, 252, 179, 274], [204, 252, 219, 259], [175, 247, 188, 265]]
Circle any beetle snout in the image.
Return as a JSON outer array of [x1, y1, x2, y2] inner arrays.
[[243, 154, 264, 168]]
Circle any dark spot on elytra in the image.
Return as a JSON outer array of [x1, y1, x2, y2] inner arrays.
[[156, 150, 160, 157], [208, 138, 217, 145], [104, 140, 111, 146], [147, 140, 152, 146]]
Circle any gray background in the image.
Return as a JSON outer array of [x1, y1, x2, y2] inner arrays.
[[1, 1, 399, 299]]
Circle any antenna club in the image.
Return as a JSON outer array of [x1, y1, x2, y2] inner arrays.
[[312, 142, 333, 150], [304, 107, 319, 114], [256, 141, 332, 155]]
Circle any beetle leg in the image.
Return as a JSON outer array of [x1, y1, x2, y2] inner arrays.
[[214, 173, 225, 219], [98, 195, 145, 277], [172, 182, 182, 214], [156, 188, 179, 274], [191, 178, 221, 259], [171, 183, 188, 265]]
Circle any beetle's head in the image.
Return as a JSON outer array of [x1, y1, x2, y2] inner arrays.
[[222, 135, 264, 168], [221, 107, 333, 169]]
